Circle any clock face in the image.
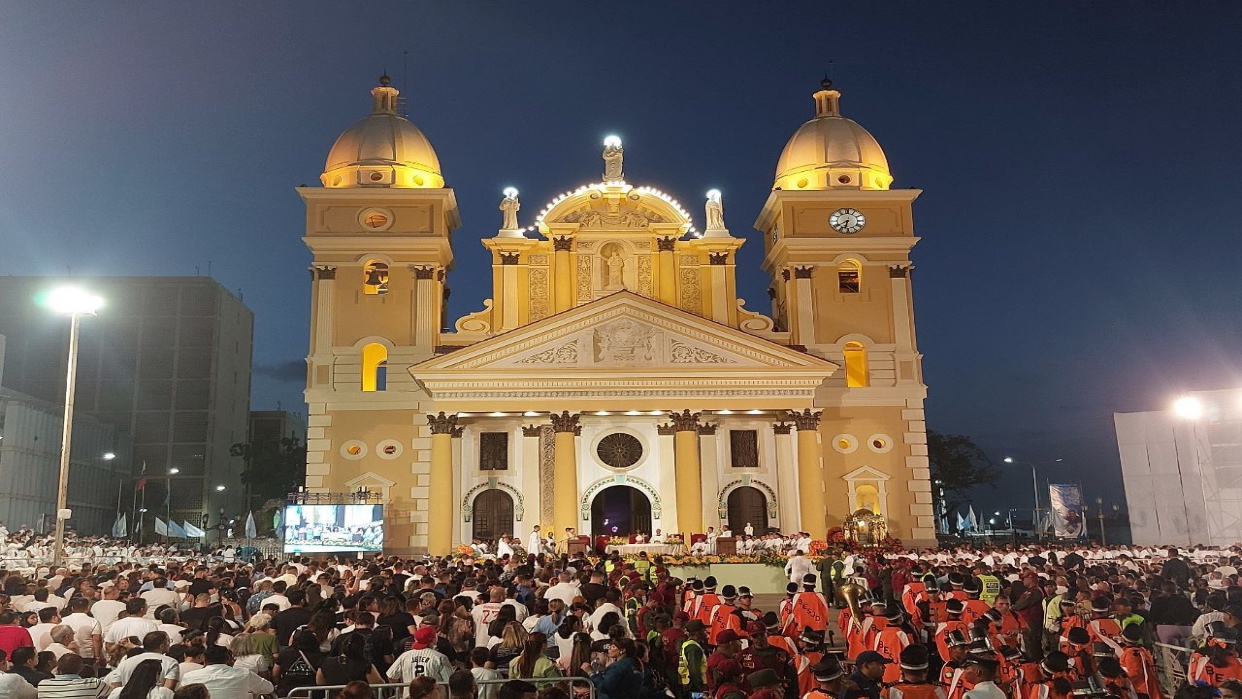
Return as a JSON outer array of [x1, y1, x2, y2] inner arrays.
[[829, 208, 866, 234]]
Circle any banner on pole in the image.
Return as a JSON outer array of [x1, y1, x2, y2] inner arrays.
[[1048, 483, 1086, 538]]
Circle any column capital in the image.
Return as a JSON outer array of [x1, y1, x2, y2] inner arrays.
[[412, 266, 436, 280], [668, 409, 701, 433], [708, 252, 729, 266], [311, 265, 337, 280], [451, 426, 464, 438], [697, 423, 718, 435], [787, 409, 822, 431], [657, 236, 677, 252], [772, 422, 793, 435], [522, 424, 542, 438], [500, 252, 521, 265], [781, 269, 791, 281], [550, 411, 581, 434], [427, 412, 458, 434], [656, 423, 677, 436], [552, 236, 574, 252], [888, 264, 914, 278], [793, 266, 815, 279]]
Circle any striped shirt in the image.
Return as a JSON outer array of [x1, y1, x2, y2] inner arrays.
[[35, 675, 109, 699]]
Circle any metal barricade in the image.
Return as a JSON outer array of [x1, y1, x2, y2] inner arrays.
[[289, 675, 596, 699], [1153, 642, 1191, 697]]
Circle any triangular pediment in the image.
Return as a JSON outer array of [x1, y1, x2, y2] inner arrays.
[[412, 292, 835, 410]]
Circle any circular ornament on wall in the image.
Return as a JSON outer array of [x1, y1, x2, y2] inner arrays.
[[341, 440, 367, 459], [832, 434, 858, 454], [596, 433, 643, 469], [376, 439, 403, 459], [867, 434, 894, 453]]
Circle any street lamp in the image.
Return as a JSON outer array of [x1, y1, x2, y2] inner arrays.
[[102, 453, 115, 461], [45, 286, 104, 567], [1095, 496, 1108, 546]]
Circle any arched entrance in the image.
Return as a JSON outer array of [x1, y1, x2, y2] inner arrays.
[[472, 489, 514, 543], [727, 486, 769, 535], [590, 486, 652, 538]]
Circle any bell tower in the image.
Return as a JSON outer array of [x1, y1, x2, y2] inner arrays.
[[755, 80, 935, 546], [297, 76, 460, 553]]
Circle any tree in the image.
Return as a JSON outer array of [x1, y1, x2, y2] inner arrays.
[[927, 431, 1000, 515], [230, 437, 307, 509]]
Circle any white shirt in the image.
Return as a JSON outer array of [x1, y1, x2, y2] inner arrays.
[[527, 531, 543, 554], [785, 555, 813, 584], [44, 643, 76, 660], [36, 674, 108, 699], [141, 589, 181, 617], [472, 602, 504, 647], [157, 624, 184, 645], [502, 599, 530, 622], [388, 647, 453, 684], [181, 664, 274, 699], [61, 613, 102, 659], [106, 651, 180, 688], [544, 582, 580, 607], [90, 601, 125, 632], [103, 616, 157, 645], [964, 680, 1008, 699], [0, 673, 37, 699], [29, 623, 57, 650], [263, 594, 290, 612]]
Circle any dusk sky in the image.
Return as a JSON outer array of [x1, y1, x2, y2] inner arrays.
[[2, 3, 1240, 522]]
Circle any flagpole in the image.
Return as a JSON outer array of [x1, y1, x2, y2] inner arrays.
[[130, 463, 141, 544], [139, 463, 146, 545], [166, 472, 172, 545]]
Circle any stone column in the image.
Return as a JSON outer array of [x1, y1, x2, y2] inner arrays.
[[412, 266, 437, 349], [521, 425, 542, 530], [790, 409, 826, 536], [707, 252, 731, 324], [657, 236, 677, 306], [698, 422, 720, 530], [792, 266, 816, 346], [549, 411, 581, 541], [426, 412, 458, 556], [553, 236, 574, 313], [772, 422, 798, 532], [499, 253, 521, 330], [309, 266, 336, 387], [669, 410, 704, 535]]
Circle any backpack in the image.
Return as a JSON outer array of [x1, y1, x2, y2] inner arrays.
[[282, 651, 317, 689]]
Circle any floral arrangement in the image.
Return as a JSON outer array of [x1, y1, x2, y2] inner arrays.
[[664, 533, 685, 544], [608, 536, 629, 546], [455, 544, 474, 555]]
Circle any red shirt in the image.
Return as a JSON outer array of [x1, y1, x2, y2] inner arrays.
[[0, 625, 33, 657]]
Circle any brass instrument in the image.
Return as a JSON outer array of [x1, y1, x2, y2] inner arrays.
[[838, 579, 866, 625]]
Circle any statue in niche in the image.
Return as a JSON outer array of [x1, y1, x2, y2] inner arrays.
[[705, 189, 726, 231], [499, 188, 520, 231], [602, 136, 624, 182], [604, 249, 625, 290]]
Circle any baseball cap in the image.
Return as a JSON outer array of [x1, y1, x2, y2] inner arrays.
[[856, 650, 891, 666], [412, 625, 437, 649], [717, 630, 741, 644]]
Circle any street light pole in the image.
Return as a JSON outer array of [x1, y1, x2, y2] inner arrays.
[[1096, 497, 1107, 546], [46, 287, 103, 568]]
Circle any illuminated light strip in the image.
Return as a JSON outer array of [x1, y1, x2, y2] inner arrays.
[[525, 181, 700, 236]]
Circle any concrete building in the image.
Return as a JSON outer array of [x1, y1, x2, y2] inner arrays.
[[0, 277, 254, 530], [249, 410, 307, 446], [300, 77, 932, 555], [1115, 388, 1242, 547]]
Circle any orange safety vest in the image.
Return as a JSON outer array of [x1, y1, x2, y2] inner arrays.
[[886, 683, 947, 699], [902, 582, 928, 617], [791, 591, 830, 634], [874, 626, 912, 683], [697, 593, 723, 625], [1118, 646, 1161, 699], [708, 603, 737, 645], [1189, 653, 1242, 688]]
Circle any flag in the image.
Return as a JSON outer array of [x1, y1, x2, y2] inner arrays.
[[154, 518, 168, 536], [273, 510, 284, 540], [244, 511, 257, 539], [169, 521, 186, 538], [111, 513, 127, 538], [183, 521, 206, 538], [967, 506, 979, 530], [955, 510, 968, 532], [136, 477, 147, 490]]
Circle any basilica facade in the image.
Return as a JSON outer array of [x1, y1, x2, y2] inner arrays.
[[299, 77, 935, 555]]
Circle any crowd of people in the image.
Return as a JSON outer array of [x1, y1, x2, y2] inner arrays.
[[0, 535, 1233, 699]]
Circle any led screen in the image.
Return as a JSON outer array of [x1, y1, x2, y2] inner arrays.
[[282, 504, 383, 553]]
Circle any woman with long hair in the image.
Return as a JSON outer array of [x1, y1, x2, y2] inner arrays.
[[316, 628, 384, 687], [204, 616, 233, 648], [562, 632, 593, 677], [589, 612, 621, 642], [377, 596, 416, 644], [118, 658, 173, 699], [554, 616, 583, 662], [582, 638, 641, 699], [510, 632, 561, 680], [273, 630, 326, 697], [489, 621, 528, 675], [408, 676, 439, 699]]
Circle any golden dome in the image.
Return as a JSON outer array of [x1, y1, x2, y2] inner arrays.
[[321, 76, 445, 189], [774, 84, 892, 191]]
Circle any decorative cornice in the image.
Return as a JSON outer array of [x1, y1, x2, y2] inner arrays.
[[772, 422, 793, 435], [451, 426, 464, 438], [427, 411, 458, 435], [500, 252, 521, 265], [787, 408, 822, 431], [793, 266, 814, 279], [657, 236, 677, 252], [553, 236, 574, 252], [549, 410, 581, 433], [781, 269, 791, 282], [697, 423, 718, 435], [668, 409, 701, 433], [656, 423, 677, 436], [708, 252, 729, 266], [521, 425, 542, 438], [413, 266, 436, 280], [888, 264, 914, 278], [312, 265, 337, 280]]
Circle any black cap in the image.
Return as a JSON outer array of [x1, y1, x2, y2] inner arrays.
[[786, 582, 799, 595], [855, 650, 891, 666], [721, 584, 737, 599], [967, 651, 999, 669], [946, 599, 964, 615], [1067, 627, 1090, 645], [899, 644, 930, 670], [811, 656, 843, 681]]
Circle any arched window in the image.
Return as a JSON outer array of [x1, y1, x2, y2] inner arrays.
[[843, 341, 869, 388], [363, 261, 389, 295], [838, 259, 861, 293], [361, 343, 388, 392]]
